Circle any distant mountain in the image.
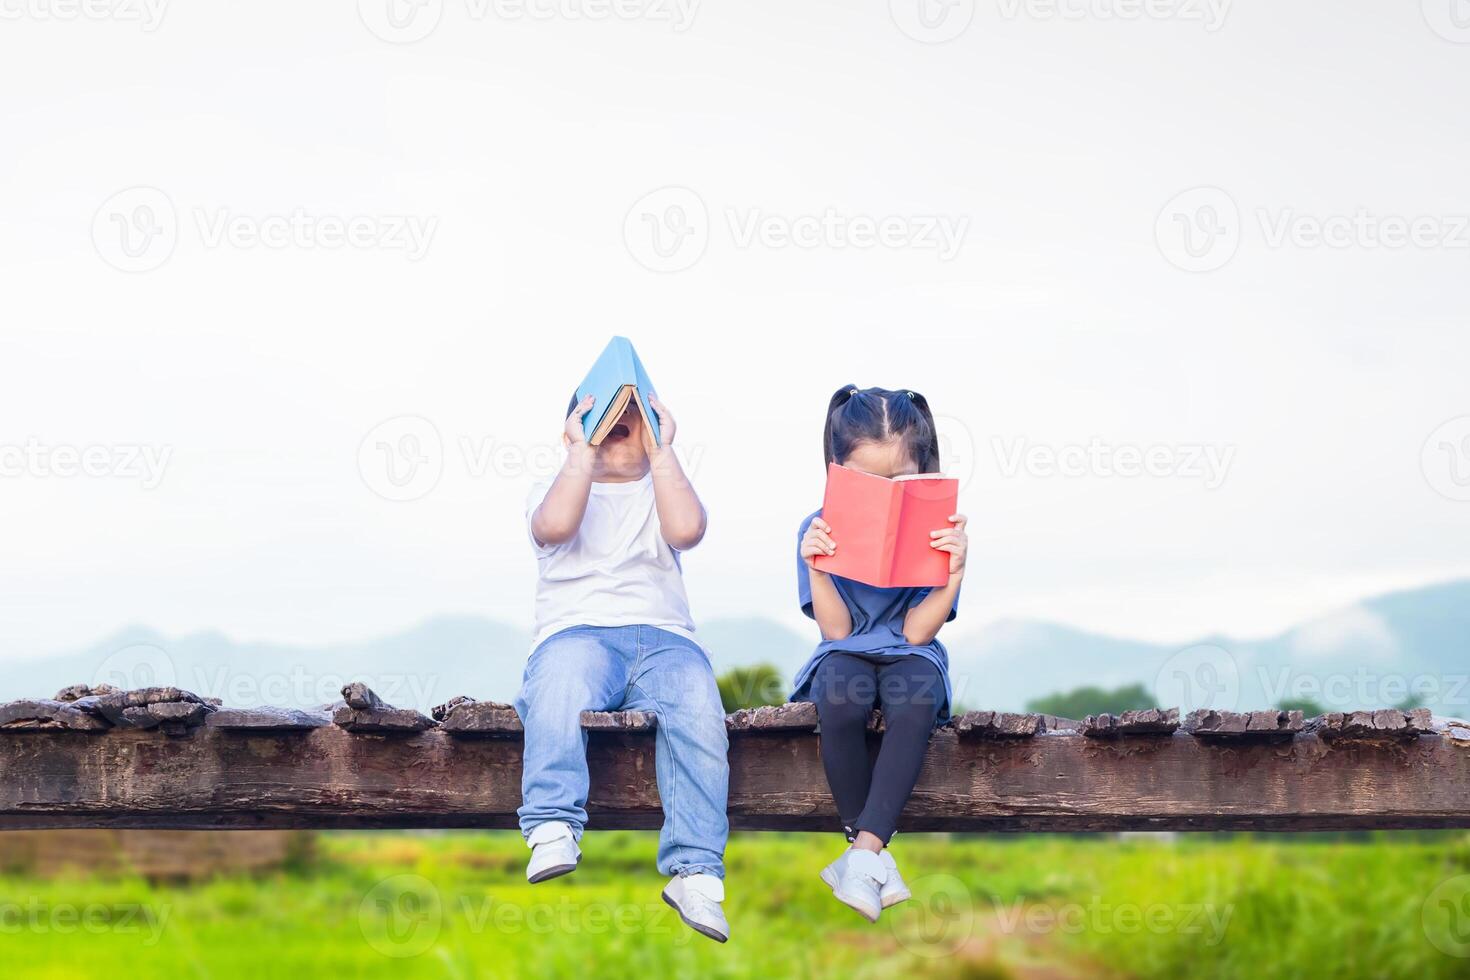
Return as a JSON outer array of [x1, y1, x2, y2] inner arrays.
[[943, 580, 1470, 716], [0, 615, 815, 712], [3, 581, 1466, 717]]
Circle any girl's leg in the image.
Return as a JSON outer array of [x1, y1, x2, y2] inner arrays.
[[850, 657, 944, 846], [811, 653, 880, 838]]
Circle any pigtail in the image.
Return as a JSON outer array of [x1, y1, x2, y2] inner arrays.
[[823, 385, 859, 469], [907, 390, 942, 472]]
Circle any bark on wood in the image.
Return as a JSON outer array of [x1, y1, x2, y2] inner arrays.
[[0, 700, 111, 732], [53, 684, 119, 703], [1306, 708, 1434, 741], [725, 702, 818, 732], [581, 709, 657, 731], [431, 695, 477, 722], [85, 687, 215, 731], [952, 711, 1045, 738], [1184, 709, 1304, 741], [332, 684, 436, 734], [1081, 707, 1180, 738], [206, 707, 332, 731], [437, 699, 524, 736]]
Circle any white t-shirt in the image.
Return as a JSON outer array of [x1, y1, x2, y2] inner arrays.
[[526, 475, 701, 653]]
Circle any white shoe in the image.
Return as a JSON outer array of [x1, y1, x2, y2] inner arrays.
[[820, 848, 886, 922], [822, 848, 911, 909], [877, 850, 912, 908], [661, 873, 729, 943], [525, 821, 580, 883]]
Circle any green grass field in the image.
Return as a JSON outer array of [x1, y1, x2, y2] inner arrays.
[[3, 831, 1469, 978]]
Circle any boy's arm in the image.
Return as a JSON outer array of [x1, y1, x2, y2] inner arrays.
[[530, 395, 598, 547], [646, 396, 707, 550], [902, 515, 967, 645]]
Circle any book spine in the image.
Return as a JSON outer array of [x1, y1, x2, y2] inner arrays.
[[880, 482, 903, 589]]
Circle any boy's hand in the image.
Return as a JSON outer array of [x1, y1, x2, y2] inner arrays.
[[930, 514, 968, 576], [646, 395, 675, 450], [565, 395, 595, 448], [800, 517, 836, 570]]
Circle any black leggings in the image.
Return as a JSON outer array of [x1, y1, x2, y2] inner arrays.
[[810, 652, 944, 845]]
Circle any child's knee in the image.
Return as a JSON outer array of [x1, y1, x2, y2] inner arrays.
[[879, 693, 941, 730], [815, 691, 872, 732], [519, 674, 604, 724]]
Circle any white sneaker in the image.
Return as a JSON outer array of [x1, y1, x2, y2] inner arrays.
[[878, 850, 912, 908], [661, 873, 729, 943], [820, 848, 886, 922], [525, 821, 580, 884]]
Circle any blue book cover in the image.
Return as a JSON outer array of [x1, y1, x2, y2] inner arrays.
[[575, 336, 661, 447]]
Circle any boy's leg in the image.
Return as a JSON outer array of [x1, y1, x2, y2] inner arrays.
[[514, 627, 630, 838], [624, 627, 730, 879], [811, 652, 881, 838], [851, 656, 944, 844]]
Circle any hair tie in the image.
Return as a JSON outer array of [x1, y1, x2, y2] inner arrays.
[[906, 390, 916, 399], [848, 387, 859, 396]]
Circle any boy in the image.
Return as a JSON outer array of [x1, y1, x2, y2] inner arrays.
[[516, 388, 730, 943]]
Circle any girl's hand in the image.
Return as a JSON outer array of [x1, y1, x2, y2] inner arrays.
[[800, 517, 836, 570], [930, 513, 968, 576], [565, 395, 595, 447], [647, 395, 675, 450]]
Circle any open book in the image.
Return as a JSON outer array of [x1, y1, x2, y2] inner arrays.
[[812, 462, 959, 588], [575, 336, 661, 447]]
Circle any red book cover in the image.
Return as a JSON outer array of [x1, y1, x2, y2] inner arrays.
[[812, 463, 958, 588]]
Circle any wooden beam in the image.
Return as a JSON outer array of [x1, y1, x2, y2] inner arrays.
[[3, 720, 1468, 833]]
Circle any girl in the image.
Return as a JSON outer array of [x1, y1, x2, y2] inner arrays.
[[791, 385, 967, 922]]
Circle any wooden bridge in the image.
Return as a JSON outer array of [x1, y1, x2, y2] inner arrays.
[[2, 684, 1468, 833]]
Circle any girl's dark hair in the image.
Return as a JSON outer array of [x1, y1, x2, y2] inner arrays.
[[823, 386, 941, 472]]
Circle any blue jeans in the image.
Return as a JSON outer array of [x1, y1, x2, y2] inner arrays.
[[515, 625, 729, 879]]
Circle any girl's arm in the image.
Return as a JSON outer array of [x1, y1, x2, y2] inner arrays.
[[902, 514, 968, 645], [530, 395, 598, 546], [646, 396, 707, 550], [801, 518, 853, 640]]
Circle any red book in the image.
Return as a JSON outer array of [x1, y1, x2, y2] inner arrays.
[[812, 463, 959, 588]]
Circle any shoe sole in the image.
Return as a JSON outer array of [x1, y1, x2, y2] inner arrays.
[[822, 867, 908, 911], [661, 890, 729, 943], [527, 860, 578, 884]]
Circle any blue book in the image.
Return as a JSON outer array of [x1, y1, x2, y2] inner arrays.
[[575, 336, 661, 447]]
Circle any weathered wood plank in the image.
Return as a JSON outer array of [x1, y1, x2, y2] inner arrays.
[[2, 725, 1467, 833]]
